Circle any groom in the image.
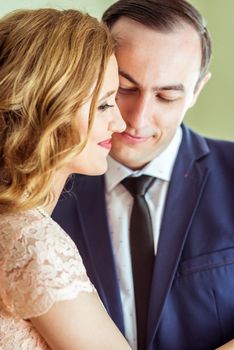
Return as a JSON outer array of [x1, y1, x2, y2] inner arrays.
[[53, 1, 234, 349]]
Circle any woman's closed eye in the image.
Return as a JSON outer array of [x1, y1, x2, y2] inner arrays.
[[98, 102, 114, 112]]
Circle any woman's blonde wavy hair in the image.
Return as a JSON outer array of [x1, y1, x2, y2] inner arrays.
[[0, 8, 114, 214]]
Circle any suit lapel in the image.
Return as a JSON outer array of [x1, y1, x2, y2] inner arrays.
[[75, 175, 125, 334], [148, 126, 210, 347]]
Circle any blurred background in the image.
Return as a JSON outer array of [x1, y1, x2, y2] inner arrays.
[[0, 0, 233, 141]]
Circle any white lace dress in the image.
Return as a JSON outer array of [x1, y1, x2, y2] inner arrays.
[[0, 208, 95, 349]]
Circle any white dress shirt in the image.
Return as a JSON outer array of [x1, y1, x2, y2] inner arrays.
[[105, 127, 182, 350]]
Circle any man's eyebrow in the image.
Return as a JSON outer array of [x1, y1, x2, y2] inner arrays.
[[119, 70, 139, 85], [99, 90, 116, 102], [119, 69, 184, 92], [157, 84, 184, 92]]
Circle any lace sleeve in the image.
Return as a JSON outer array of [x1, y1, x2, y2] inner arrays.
[[0, 210, 95, 320]]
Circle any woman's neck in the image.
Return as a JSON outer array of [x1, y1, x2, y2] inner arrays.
[[42, 169, 70, 216]]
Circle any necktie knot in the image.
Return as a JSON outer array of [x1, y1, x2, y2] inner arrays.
[[122, 175, 155, 197]]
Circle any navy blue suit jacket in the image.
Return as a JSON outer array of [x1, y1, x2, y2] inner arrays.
[[53, 126, 234, 350]]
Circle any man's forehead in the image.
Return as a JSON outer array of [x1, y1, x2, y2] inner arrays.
[[112, 26, 202, 92]]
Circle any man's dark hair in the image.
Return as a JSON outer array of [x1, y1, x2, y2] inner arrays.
[[102, 0, 212, 84]]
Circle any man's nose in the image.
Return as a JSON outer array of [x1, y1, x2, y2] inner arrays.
[[109, 106, 126, 133], [127, 95, 152, 129]]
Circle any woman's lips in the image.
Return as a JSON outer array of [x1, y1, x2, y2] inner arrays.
[[98, 138, 112, 149], [117, 131, 151, 144]]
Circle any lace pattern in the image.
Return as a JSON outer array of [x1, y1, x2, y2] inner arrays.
[[0, 209, 95, 349]]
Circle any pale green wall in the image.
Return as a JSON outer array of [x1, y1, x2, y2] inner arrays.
[[0, 0, 233, 140], [0, 0, 109, 18], [186, 0, 234, 141]]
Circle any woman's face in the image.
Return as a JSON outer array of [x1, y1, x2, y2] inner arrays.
[[65, 55, 126, 175]]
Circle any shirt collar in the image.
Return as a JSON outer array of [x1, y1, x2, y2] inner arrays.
[[105, 127, 182, 192]]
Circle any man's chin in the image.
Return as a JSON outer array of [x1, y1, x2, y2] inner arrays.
[[109, 148, 149, 170]]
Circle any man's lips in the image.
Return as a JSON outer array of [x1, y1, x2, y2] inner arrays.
[[117, 131, 151, 144], [98, 138, 112, 149]]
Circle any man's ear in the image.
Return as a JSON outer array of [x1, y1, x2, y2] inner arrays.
[[190, 71, 211, 107]]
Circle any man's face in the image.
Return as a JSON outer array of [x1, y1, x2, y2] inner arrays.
[[110, 18, 209, 169]]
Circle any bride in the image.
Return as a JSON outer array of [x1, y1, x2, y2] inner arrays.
[[0, 8, 130, 350]]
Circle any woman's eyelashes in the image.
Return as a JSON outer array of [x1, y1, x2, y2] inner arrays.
[[98, 102, 115, 112]]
